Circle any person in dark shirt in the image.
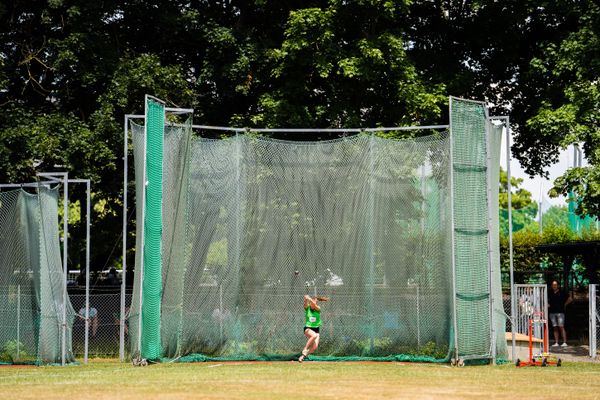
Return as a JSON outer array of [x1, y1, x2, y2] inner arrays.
[[548, 280, 572, 347]]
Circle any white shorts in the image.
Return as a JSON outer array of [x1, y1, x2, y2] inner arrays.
[[550, 313, 565, 327]]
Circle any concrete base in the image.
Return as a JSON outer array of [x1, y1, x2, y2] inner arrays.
[[505, 332, 544, 361]]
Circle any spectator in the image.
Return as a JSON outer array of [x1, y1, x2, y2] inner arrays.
[[76, 269, 86, 286], [548, 280, 572, 347], [113, 306, 130, 338], [78, 306, 99, 338], [107, 268, 119, 286]]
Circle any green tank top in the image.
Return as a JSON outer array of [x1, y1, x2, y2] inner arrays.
[[305, 306, 321, 328]]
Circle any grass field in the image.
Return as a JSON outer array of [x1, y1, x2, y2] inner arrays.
[[2, 359, 600, 399]]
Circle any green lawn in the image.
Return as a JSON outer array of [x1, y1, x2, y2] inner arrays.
[[2, 359, 600, 399]]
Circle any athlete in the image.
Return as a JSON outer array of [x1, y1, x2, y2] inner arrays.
[[299, 294, 328, 362]]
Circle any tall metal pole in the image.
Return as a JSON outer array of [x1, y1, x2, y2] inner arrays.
[[368, 131, 375, 352], [84, 180, 90, 364], [574, 145, 582, 233], [62, 174, 69, 366], [121, 114, 143, 361], [485, 112, 496, 364], [136, 105, 150, 359], [539, 182, 543, 236], [449, 99, 460, 361], [503, 117, 516, 363], [418, 164, 426, 350], [16, 284, 21, 361], [121, 114, 128, 362], [590, 284, 597, 358], [539, 201, 543, 236]]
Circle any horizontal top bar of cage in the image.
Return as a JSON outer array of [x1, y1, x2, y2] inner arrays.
[[165, 107, 194, 114], [66, 179, 90, 184], [145, 94, 165, 105], [450, 95, 486, 106], [0, 182, 52, 188], [184, 124, 449, 133], [36, 172, 68, 183]]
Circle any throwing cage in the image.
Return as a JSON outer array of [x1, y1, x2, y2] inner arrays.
[[125, 95, 508, 365], [0, 173, 93, 365]]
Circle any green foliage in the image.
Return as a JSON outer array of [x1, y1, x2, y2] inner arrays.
[[248, 1, 446, 128], [499, 219, 600, 286], [415, 341, 448, 360], [499, 168, 536, 210], [2, 0, 600, 270], [499, 206, 538, 237], [0, 340, 31, 363], [498, 168, 537, 236], [541, 205, 571, 229], [550, 167, 600, 218], [521, 3, 600, 218]]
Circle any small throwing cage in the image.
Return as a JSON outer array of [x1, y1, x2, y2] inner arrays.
[[0, 174, 85, 365]]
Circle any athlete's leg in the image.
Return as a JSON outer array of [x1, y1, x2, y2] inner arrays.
[[299, 329, 317, 362], [306, 334, 320, 355]]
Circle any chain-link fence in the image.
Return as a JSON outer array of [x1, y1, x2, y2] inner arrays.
[[69, 290, 132, 358], [502, 294, 512, 333]]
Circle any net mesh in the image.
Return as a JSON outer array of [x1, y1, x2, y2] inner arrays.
[[0, 187, 75, 365], [451, 99, 494, 359], [489, 123, 508, 359], [130, 97, 504, 362]]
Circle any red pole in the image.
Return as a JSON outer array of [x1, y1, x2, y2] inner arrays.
[[529, 319, 533, 363], [544, 320, 549, 354]]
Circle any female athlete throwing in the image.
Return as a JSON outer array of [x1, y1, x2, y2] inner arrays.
[[299, 294, 328, 362]]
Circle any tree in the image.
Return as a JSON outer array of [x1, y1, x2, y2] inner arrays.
[[541, 205, 571, 230], [0, 1, 446, 270], [514, 2, 600, 218], [405, 1, 600, 218], [2, 0, 599, 271], [0, 1, 196, 270], [237, 1, 446, 129], [498, 168, 537, 236]]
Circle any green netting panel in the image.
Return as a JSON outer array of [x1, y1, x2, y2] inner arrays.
[[141, 97, 165, 360], [499, 205, 538, 235], [129, 124, 145, 358], [0, 190, 32, 364], [37, 187, 76, 364], [132, 123, 455, 361], [160, 120, 192, 357], [450, 98, 492, 360], [130, 113, 192, 359], [567, 193, 598, 233], [488, 123, 507, 359], [0, 187, 74, 365]]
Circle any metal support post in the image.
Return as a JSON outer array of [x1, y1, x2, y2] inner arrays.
[[485, 110, 496, 364], [449, 99, 460, 361], [122, 114, 144, 361]]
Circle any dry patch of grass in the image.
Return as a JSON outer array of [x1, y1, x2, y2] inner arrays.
[[2, 359, 600, 399]]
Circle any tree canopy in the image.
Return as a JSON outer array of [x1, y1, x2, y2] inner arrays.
[[1, 0, 598, 270]]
